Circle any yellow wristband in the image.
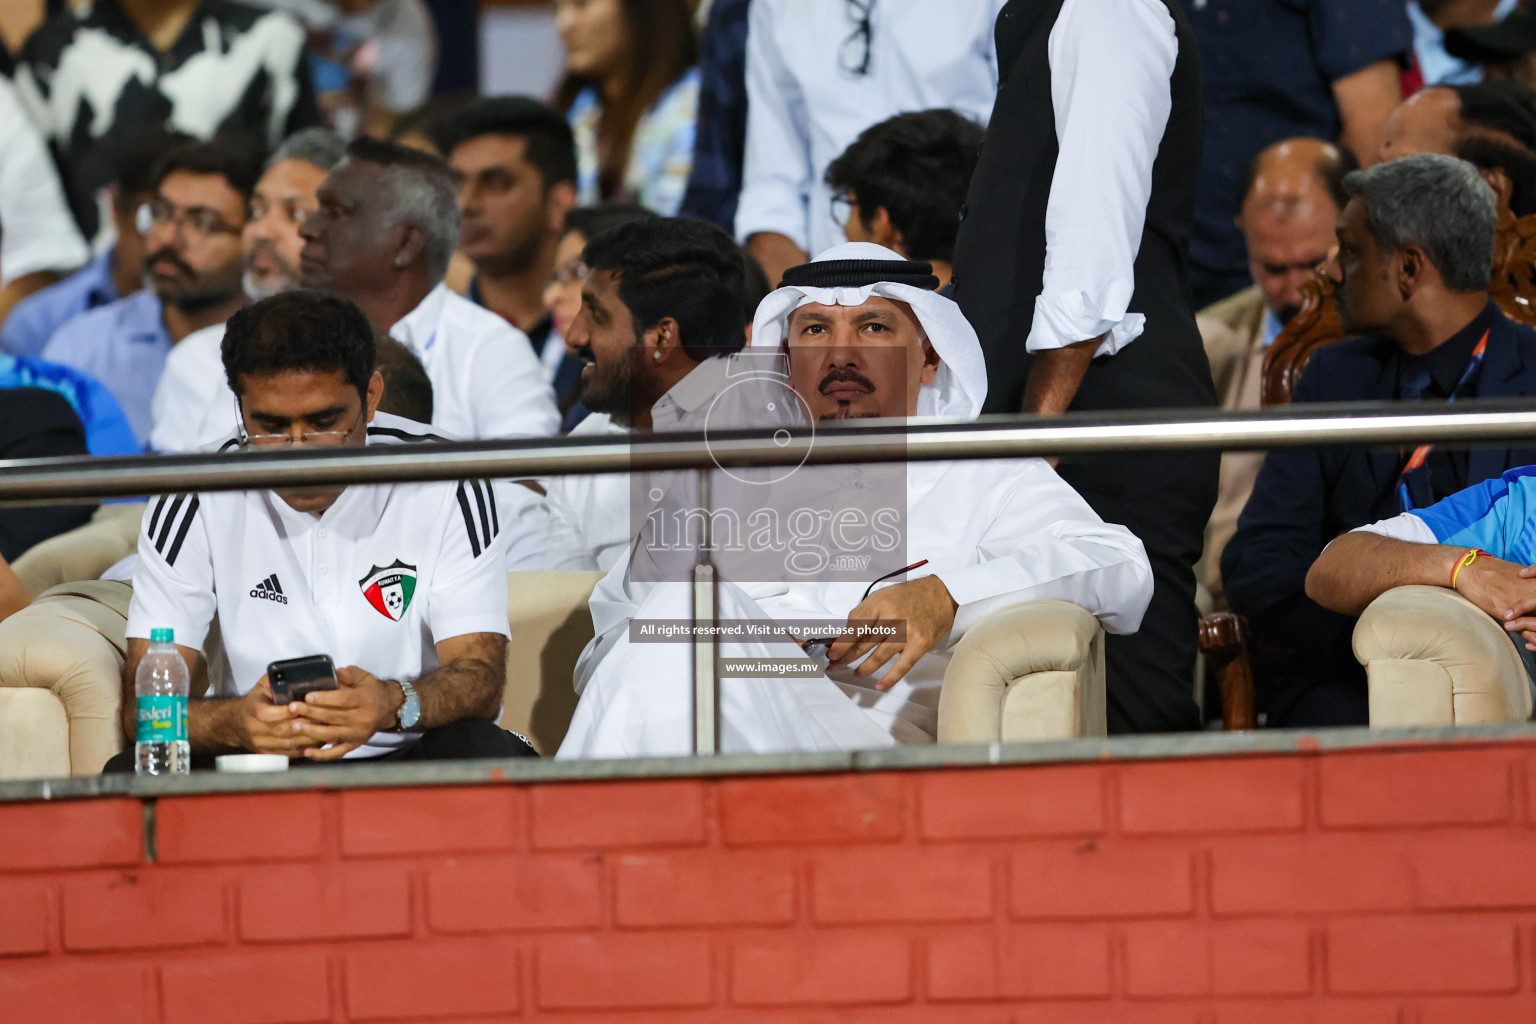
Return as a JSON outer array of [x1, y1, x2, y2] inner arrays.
[[1451, 548, 1485, 590]]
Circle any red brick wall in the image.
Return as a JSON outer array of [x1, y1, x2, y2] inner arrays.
[[4, 737, 1536, 1022]]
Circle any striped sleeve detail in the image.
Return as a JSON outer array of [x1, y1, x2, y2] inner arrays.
[[149, 493, 200, 566], [455, 480, 499, 558]]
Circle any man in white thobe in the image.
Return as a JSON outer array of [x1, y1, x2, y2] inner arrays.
[[556, 243, 1154, 758]]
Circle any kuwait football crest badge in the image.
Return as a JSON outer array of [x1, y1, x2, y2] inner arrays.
[[359, 560, 417, 621]]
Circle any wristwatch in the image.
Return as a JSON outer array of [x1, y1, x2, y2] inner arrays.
[[395, 679, 421, 731]]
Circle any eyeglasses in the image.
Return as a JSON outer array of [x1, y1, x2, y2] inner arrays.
[[800, 558, 930, 658], [548, 258, 589, 289], [838, 0, 876, 76], [831, 193, 854, 229], [137, 200, 242, 242], [236, 400, 366, 449]]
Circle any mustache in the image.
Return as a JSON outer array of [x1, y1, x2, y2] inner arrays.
[[246, 239, 295, 274], [818, 367, 877, 395], [146, 246, 193, 278]]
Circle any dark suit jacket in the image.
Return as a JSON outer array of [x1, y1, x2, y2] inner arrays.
[[1221, 305, 1536, 725], [0, 387, 94, 561]]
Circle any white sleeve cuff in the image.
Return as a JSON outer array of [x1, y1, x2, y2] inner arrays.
[[1026, 281, 1146, 357], [1350, 513, 1437, 545]]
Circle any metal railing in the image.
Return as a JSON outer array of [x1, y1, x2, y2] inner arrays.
[[3, 399, 1536, 505], [5, 398, 1536, 757]]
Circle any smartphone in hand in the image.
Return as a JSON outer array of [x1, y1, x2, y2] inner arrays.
[[267, 654, 338, 705]]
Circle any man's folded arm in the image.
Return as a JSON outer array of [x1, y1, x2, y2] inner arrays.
[[932, 464, 1154, 636]]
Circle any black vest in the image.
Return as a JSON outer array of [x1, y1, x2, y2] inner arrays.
[[951, 0, 1217, 415]]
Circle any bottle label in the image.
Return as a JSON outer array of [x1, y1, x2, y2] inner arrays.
[[136, 695, 188, 744]]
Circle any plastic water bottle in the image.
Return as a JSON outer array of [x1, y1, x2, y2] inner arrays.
[[136, 628, 190, 774]]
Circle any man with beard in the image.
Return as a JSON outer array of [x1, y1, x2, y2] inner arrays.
[[300, 137, 558, 440], [443, 98, 582, 411], [41, 140, 257, 446], [543, 216, 752, 572], [1223, 154, 1536, 727], [1198, 139, 1354, 607], [148, 129, 347, 452], [556, 241, 1153, 758]]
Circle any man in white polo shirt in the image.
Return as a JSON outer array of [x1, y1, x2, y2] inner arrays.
[[299, 137, 560, 442], [110, 291, 533, 768]]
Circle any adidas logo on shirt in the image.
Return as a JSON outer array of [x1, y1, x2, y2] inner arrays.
[[249, 574, 289, 605]]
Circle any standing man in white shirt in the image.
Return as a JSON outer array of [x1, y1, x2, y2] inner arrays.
[[150, 128, 347, 453], [950, 0, 1218, 734], [299, 137, 560, 441], [735, 0, 1005, 285], [110, 291, 533, 769]]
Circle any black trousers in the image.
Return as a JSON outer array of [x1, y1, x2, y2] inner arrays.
[[103, 718, 538, 772], [1057, 449, 1220, 735]]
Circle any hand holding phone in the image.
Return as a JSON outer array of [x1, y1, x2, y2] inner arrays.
[[267, 655, 339, 705]]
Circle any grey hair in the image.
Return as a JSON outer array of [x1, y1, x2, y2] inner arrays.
[[352, 158, 461, 283], [1342, 153, 1497, 292], [268, 128, 346, 173]]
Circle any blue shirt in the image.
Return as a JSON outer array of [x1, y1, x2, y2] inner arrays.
[[39, 289, 169, 446], [677, 0, 751, 232], [0, 248, 117, 358], [0, 354, 142, 457], [1403, 466, 1536, 564]]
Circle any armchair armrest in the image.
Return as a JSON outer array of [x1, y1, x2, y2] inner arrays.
[[1354, 585, 1534, 727], [937, 600, 1105, 743]]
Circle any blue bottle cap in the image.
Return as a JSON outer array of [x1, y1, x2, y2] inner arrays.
[[150, 628, 174, 644]]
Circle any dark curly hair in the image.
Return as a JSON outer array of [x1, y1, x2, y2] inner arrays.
[[221, 291, 376, 400], [824, 109, 985, 264], [582, 217, 747, 360]]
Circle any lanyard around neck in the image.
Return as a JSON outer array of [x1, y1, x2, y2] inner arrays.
[[1396, 328, 1489, 513]]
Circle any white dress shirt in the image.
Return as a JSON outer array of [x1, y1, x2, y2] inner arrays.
[[1027, 0, 1177, 358], [543, 412, 632, 573], [148, 286, 566, 452], [149, 323, 230, 453], [389, 284, 559, 440], [0, 74, 88, 286], [734, 0, 1004, 260]]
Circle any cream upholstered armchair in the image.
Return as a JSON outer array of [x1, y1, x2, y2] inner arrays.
[[936, 601, 1107, 742], [0, 572, 1102, 779], [1354, 585, 1534, 727]]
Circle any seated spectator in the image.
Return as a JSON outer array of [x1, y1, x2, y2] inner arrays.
[[542, 204, 657, 343], [1447, 3, 1536, 88], [557, 237, 1153, 757], [11, 0, 317, 243], [0, 354, 141, 458], [1198, 139, 1354, 607], [2, 129, 189, 359], [253, 0, 439, 139], [300, 137, 559, 439], [1222, 154, 1536, 727], [442, 98, 581, 407], [106, 291, 536, 770], [41, 141, 258, 445], [0, 387, 95, 561], [149, 128, 347, 452], [1379, 80, 1536, 216], [823, 109, 984, 290], [0, 67, 88, 326], [736, 0, 1004, 285], [1308, 464, 1536, 661], [1381, 77, 1536, 149], [554, 0, 699, 215]]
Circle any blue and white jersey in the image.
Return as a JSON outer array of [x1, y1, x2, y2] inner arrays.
[[1355, 465, 1536, 563]]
